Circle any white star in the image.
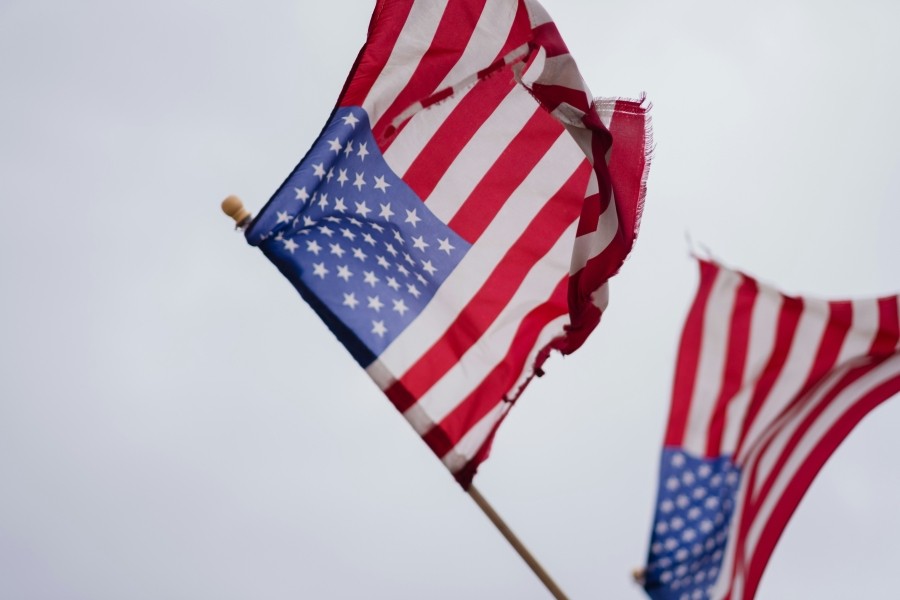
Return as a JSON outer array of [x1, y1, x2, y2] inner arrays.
[[393, 230, 405, 244], [342, 112, 359, 128], [276, 211, 292, 224], [404, 209, 421, 227], [411, 235, 429, 251], [352, 247, 367, 261], [370, 222, 384, 233], [329, 243, 345, 257], [326, 167, 334, 182], [343, 292, 359, 309], [312, 162, 326, 179], [367, 296, 384, 311], [392, 299, 409, 316], [376, 255, 391, 269], [341, 228, 356, 241], [302, 215, 316, 228], [336, 265, 352, 282], [371, 320, 387, 337], [363, 271, 380, 287], [362, 233, 377, 246], [386, 276, 400, 291], [318, 225, 334, 237], [312, 262, 328, 279], [353, 172, 366, 191], [396, 264, 410, 277], [421, 260, 437, 276], [343, 141, 354, 158], [406, 283, 421, 299], [356, 142, 369, 161], [415, 273, 428, 286], [337, 169, 349, 186], [333, 197, 347, 213], [348, 217, 362, 227], [325, 216, 341, 223], [295, 187, 309, 201], [328, 137, 342, 153], [379, 203, 394, 220], [403, 252, 415, 266], [438, 237, 455, 254], [354, 201, 372, 218], [318, 193, 329, 210], [282, 238, 299, 253], [373, 175, 391, 193], [306, 240, 322, 255], [384, 242, 398, 257]]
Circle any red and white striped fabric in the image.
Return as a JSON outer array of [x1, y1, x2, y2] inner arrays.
[[642, 259, 900, 600], [248, 0, 651, 487]]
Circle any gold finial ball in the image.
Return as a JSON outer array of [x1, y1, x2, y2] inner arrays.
[[221, 195, 250, 225]]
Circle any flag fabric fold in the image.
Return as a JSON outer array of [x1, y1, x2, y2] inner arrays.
[[244, 0, 651, 487], [642, 258, 900, 600]]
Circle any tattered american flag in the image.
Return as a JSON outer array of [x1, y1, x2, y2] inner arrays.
[[245, 0, 651, 487], [642, 259, 900, 600]]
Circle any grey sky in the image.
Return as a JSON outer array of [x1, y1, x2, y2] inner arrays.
[[1, 0, 898, 598]]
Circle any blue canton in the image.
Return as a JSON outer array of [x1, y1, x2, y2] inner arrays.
[[645, 449, 742, 600], [248, 107, 471, 365]]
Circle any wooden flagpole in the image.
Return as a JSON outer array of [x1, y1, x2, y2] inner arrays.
[[222, 197, 568, 599], [468, 485, 570, 600]]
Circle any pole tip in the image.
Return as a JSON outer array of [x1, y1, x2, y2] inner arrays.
[[221, 195, 251, 227]]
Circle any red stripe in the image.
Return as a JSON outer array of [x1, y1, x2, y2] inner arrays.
[[370, 1, 489, 142], [384, 164, 588, 412], [562, 228, 630, 353], [742, 367, 900, 600], [870, 296, 900, 356], [531, 22, 570, 58], [664, 260, 720, 446], [447, 109, 567, 243], [795, 301, 853, 399], [339, 0, 416, 108], [401, 71, 518, 201], [422, 275, 569, 456], [606, 99, 648, 245], [530, 82, 591, 115], [733, 294, 804, 459], [706, 275, 759, 456]]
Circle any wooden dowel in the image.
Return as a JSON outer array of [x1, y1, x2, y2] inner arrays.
[[467, 485, 570, 600]]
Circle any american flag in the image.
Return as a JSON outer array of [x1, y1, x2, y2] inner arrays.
[[641, 259, 900, 600], [246, 0, 651, 487]]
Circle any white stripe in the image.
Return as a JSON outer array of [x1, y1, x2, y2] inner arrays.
[[434, 0, 519, 90], [426, 84, 551, 221], [441, 401, 510, 473], [736, 298, 830, 464], [361, 0, 450, 123], [836, 299, 880, 365], [374, 132, 584, 378], [681, 269, 743, 456], [523, 0, 553, 28], [720, 286, 782, 454], [569, 200, 618, 275], [509, 313, 570, 396], [405, 222, 575, 430]]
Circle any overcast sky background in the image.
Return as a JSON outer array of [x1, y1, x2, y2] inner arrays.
[[2, 1, 899, 598]]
